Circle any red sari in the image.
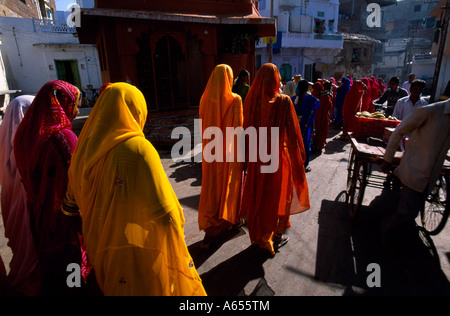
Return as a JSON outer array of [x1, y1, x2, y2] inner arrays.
[[342, 81, 367, 137], [315, 84, 333, 151], [241, 64, 310, 255], [361, 78, 372, 112], [14, 80, 83, 295]]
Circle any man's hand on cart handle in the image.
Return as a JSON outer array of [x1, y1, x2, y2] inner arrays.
[[379, 159, 394, 174]]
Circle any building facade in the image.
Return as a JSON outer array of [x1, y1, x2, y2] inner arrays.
[[77, 0, 276, 112], [0, 0, 56, 19], [0, 16, 102, 97], [256, 0, 343, 82]]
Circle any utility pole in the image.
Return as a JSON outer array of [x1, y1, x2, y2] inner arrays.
[[269, 0, 274, 63], [430, 1, 450, 102]]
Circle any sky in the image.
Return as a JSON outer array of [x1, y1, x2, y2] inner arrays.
[[55, 0, 77, 12]]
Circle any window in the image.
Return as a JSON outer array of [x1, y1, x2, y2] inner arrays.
[[279, 64, 292, 83], [328, 20, 334, 32], [352, 48, 361, 62], [55, 60, 82, 90], [314, 19, 325, 33], [414, 5, 421, 12], [318, 11, 325, 18]]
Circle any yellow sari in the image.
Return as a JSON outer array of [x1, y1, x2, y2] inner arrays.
[[66, 82, 206, 296]]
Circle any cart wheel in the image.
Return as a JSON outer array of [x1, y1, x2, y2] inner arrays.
[[420, 174, 449, 235], [348, 161, 367, 219]]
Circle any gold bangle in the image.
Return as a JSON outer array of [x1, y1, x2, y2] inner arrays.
[[61, 206, 80, 217]]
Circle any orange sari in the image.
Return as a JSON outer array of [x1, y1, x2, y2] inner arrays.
[[198, 64, 244, 236], [241, 64, 310, 255]]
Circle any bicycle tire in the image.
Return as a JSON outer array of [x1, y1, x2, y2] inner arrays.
[[420, 174, 449, 235]]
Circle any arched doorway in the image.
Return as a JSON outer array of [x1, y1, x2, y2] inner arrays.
[[136, 32, 190, 111]]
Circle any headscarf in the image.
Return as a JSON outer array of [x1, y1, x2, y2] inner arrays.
[[312, 81, 323, 98], [67, 82, 206, 295], [0, 95, 41, 295], [282, 81, 296, 97], [0, 96, 33, 183], [200, 64, 237, 128], [14, 80, 80, 197]]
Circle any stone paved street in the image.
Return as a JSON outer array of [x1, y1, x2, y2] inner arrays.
[[1, 125, 450, 295]]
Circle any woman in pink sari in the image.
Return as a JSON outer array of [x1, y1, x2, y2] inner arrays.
[[14, 80, 83, 295], [0, 95, 41, 295]]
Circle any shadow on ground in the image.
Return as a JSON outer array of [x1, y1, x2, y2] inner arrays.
[[315, 189, 450, 295]]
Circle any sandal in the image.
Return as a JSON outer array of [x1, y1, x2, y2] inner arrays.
[[273, 234, 289, 249], [200, 235, 214, 250]]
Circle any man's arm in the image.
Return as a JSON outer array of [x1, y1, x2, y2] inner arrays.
[[374, 90, 388, 105], [381, 106, 428, 172]]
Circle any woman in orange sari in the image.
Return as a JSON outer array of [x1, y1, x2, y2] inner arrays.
[[198, 64, 244, 248], [64, 82, 206, 296], [241, 63, 310, 255]]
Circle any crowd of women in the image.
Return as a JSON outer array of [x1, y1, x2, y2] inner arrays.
[[0, 62, 388, 296], [281, 74, 388, 169]]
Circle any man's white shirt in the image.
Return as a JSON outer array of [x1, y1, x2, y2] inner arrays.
[[393, 95, 428, 120]]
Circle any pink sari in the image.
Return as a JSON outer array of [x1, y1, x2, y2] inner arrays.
[[14, 81, 83, 295], [0, 95, 41, 295]]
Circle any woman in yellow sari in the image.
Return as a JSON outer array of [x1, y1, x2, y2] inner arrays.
[[198, 64, 244, 247], [63, 82, 206, 296]]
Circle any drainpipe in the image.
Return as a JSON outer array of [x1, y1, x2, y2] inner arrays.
[[11, 27, 23, 67], [430, 1, 450, 102], [269, 0, 274, 63]]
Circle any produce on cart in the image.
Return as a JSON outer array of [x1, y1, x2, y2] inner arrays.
[[351, 111, 401, 140]]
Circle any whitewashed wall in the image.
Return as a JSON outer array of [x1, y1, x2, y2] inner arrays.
[[0, 16, 101, 95]]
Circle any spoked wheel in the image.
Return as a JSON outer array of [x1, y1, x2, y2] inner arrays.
[[420, 175, 449, 235], [348, 160, 367, 219], [417, 226, 441, 268]]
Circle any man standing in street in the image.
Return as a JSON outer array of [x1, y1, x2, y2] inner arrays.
[[401, 73, 415, 95], [392, 79, 428, 120], [380, 99, 450, 239]]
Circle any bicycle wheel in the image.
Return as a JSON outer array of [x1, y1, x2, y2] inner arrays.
[[420, 174, 449, 235], [348, 160, 367, 219], [417, 226, 441, 268]]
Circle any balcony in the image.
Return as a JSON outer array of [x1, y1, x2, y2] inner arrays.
[[32, 19, 76, 34], [282, 32, 343, 49]]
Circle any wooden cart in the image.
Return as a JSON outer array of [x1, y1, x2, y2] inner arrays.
[[346, 134, 450, 235]]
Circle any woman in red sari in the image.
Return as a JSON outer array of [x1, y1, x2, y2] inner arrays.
[[14, 80, 83, 295], [369, 76, 380, 112], [241, 63, 310, 256], [361, 78, 372, 112], [342, 80, 367, 139], [314, 81, 333, 153]]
